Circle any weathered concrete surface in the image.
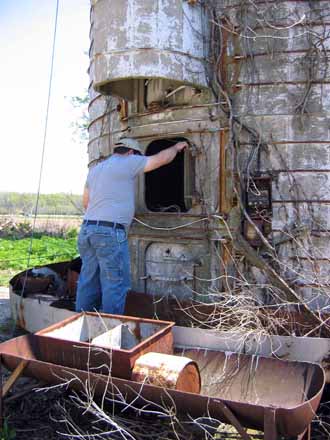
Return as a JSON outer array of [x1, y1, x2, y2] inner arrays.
[[219, 0, 330, 306], [90, 0, 210, 98], [87, 0, 330, 306]]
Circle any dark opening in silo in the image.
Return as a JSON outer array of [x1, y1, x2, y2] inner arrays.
[[145, 138, 188, 212]]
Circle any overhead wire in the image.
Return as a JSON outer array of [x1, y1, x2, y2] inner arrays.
[[17, 0, 60, 320]]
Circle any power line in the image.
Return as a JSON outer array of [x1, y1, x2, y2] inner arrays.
[[19, 0, 60, 308], [31, 0, 60, 240]]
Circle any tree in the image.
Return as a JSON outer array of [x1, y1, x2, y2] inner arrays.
[[67, 91, 89, 143]]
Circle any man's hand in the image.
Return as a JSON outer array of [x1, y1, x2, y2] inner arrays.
[[144, 141, 188, 172], [174, 141, 188, 152]]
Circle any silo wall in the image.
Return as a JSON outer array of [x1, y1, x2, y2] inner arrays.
[[217, 0, 330, 308]]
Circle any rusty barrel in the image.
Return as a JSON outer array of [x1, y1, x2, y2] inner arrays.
[[132, 352, 201, 393]]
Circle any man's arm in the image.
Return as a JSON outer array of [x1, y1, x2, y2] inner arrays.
[[144, 141, 187, 173], [82, 185, 89, 210]]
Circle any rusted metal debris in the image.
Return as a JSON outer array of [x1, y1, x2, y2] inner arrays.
[[35, 312, 174, 379], [5, 264, 330, 437], [9, 270, 330, 386], [0, 330, 325, 439], [10, 262, 330, 336], [132, 352, 201, 393]]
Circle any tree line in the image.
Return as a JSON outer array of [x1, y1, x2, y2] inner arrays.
[[0, 192, 83, 216]]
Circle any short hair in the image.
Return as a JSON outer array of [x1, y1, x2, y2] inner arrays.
[[113, 146, 130, 155], [113, 146, 142, 155]]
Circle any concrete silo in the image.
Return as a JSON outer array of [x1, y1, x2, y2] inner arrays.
[[88, 0, 228, 302], [88, 0, 330, 309]]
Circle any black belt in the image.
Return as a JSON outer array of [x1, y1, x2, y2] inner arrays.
[[83, 220, 125, 230]]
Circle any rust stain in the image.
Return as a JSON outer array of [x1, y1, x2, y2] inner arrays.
[[219, 129, 232, 214], [132, 322, 142, 342], [17, 300, 26, 329]]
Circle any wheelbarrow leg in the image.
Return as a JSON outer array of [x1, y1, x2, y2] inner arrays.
[[2, 360, 28, 398], [264, 408, 277, 440], [0, 357, 32, 432], [217, 400, 252, 440], [0, 359, 29, 430], [297, 425, 311, 440]]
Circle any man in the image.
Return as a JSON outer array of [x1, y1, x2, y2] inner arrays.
[[76, 137, 187, 315]]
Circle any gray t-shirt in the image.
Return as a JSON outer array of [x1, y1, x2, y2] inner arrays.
[[84, 154, 147, 226]]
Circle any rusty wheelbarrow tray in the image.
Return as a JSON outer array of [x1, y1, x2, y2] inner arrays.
[[0, 333, 325, 439], [34, 311, 175, 379]]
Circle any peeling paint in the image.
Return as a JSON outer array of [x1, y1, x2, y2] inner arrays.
[[91, 0, 210, 96]]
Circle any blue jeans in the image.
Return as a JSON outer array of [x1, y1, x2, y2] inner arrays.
[[75, 223, 130, 315]]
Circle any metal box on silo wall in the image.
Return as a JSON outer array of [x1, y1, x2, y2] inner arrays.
[[90, 0, 211, 100]]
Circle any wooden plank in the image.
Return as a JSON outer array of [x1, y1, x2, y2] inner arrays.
[[2, 360, 28, 398]]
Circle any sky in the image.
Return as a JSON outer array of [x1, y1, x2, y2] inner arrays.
[[0, 0, 90, 195]]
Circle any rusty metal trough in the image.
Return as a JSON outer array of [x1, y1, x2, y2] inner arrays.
[[0, 328, 325, 439]]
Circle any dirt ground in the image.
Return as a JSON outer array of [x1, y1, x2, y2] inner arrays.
[[0, 288, 73, 440]]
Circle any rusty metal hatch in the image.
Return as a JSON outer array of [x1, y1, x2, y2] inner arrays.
[[144, 243, 201, 298]]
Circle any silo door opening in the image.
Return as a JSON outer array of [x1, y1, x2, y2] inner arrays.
[[145, 138, 189, 212]]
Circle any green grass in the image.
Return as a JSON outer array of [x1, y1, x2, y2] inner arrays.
[[0, 270, 16, 286], [0, 234, 79, 286], [0, 317, 15, 334], [0, 419, 15, 440]]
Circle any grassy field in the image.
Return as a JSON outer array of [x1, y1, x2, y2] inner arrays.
[[0, 216, 80, 286], [0, 214, 81, 232]]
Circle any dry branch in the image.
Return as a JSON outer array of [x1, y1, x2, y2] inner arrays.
[[234, 233, 330, 335]]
